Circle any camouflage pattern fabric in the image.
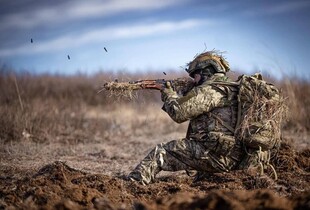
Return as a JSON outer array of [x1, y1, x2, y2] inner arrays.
[[128, 73, 245, 184]]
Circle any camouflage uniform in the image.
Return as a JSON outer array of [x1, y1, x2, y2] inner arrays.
[[129, 73, 245, 185]]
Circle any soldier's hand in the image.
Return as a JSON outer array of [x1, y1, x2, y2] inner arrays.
[[165, 81, 172, 89], [161, 81, 177, 102]]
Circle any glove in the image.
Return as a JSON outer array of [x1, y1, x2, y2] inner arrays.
[[161, 81, 177, 102]]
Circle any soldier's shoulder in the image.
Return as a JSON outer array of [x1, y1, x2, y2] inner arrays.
[[196, 83, 218, 93], [194, 84, 226, 102], [198, 78, 238, 98]]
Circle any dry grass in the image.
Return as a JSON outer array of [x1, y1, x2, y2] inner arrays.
[[0, 68, 171, 143], [280, 78, 310, 131]]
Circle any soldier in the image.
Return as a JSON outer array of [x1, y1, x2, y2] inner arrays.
[[127, 51, 252, 185]]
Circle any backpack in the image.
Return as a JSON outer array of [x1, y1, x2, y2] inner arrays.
[[234, 73, 285, 151], [211, 73, 285, 150], [211, 73, 286, 179]]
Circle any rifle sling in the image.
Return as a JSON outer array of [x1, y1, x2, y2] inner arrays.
[[209, 112, 235, 134]]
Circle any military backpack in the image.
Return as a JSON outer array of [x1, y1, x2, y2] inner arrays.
[[234, 73, 285, 151], [212, 73, 285, 150]]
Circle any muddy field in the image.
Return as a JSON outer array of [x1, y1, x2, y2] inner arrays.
[[0, 72, 309, 209]]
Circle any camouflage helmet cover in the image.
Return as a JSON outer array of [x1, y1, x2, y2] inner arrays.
[[186, 51, 230, 77]]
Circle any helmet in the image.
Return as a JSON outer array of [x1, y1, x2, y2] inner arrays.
[[186, 51, 230, 78]]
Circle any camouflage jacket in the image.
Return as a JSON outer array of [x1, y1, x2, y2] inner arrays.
[[162, 74, 239, 147]]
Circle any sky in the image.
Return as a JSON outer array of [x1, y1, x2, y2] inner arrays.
[[0, 0, 309, 79]]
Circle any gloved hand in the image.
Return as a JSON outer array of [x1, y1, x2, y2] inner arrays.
[[161, 81, 177, 102]]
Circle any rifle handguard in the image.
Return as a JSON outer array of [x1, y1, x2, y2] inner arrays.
[[99, 77, 194, 96]]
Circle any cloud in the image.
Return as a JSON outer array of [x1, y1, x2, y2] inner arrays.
[[0, 18, 210, 57], [243, 1, 310, 16], [0, 0, 188, 30], [67, 0, 185, 19]]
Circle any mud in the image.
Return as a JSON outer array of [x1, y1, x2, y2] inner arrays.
[[0, 143, 309, 210]]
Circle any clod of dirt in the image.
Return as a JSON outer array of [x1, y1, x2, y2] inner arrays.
[[147, 189, 294, 210]]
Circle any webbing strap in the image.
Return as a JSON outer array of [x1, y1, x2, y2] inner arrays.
[[257, 146, 278, 180], [235, 94, 242, 132], [209, 112, 235, 134]]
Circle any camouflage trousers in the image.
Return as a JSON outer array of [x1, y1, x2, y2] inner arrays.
[[128, 138, 244, 185]]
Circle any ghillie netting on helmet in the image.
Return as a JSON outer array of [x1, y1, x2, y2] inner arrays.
[[186, 50, 230, 77]]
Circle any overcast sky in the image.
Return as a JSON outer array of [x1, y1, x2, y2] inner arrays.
[[0, 0, 309, 79]]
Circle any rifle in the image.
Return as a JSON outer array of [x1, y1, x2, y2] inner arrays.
[[99, 77, 195, 97]]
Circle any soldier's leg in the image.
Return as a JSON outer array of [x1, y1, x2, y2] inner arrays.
[[128, 138, 218, 184]]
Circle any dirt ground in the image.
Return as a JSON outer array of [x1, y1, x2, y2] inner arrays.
[[0, 102, 309, 210]]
